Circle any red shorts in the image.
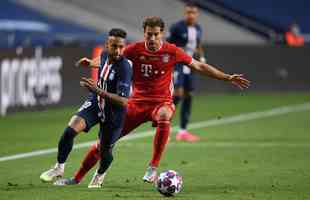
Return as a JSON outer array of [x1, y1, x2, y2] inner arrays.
[[120, 100, 175, 137]]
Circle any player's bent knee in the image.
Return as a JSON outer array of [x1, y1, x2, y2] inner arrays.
[[157, 106, 173, 121], [158, 113, 170, 121], [68, 115, 86, 133]]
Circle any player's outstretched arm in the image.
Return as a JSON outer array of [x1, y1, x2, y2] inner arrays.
[[75, 57, 100, 68], [80, 77, 128, 107], [189, 59, 251, 89]]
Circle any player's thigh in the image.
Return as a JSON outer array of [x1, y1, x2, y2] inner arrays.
[[183, 73, 195, 93], [120, 102, 148, 137], [98, 123, 122, 149], [74, 98, 100, 133], [173, 64, 185, 91]]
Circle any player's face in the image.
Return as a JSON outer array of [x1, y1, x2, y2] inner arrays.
[[184, 6, 199, 25], [144, 26, 163, 51], [106, 36, 126, 61]]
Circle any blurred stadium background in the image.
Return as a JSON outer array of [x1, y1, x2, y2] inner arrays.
[[0, 0, 309, 199]]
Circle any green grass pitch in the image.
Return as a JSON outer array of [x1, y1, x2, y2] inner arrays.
[[0, 93, 310, 200]]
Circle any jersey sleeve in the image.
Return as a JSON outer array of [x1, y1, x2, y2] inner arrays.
[[175, 46, 193, 65], [123, 43, 136, 60], [117, 59, 132, 98]]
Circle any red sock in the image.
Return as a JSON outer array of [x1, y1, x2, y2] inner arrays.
[[74, 143, 100, 183], [150, 120, 170, 167]]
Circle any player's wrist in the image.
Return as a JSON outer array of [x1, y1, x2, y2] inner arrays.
[[225, 74, 233, 81], [94, 87, 102, 95], [98, 89, 107, 98]]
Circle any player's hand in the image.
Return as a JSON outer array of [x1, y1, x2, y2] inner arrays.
[[228, 74, 251, 90], [75, 57, 91, 67], [80, 77, 98, 93]]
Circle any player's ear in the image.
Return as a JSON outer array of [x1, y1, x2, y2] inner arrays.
[[105, 40, 109, 49], [160, 30, 165, 37]]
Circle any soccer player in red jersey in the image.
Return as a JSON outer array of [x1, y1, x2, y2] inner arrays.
[[57, 16, 250, 187]]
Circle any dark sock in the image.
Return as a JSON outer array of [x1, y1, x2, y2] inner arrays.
[[57, 127, 77, 163], [173, 96, 181, 106], [180, 95, 192, 130], [97, 148, 113, 174]]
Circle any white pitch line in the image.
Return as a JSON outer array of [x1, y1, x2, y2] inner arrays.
[[118, 142, 310, 148], [0, 102, 310, 162]]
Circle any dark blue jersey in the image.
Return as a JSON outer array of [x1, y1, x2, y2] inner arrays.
[[167, 20, 203, 50], [97, 52, 132, 125], [168, 20, 203, 86], [76, 52, 131, 137]]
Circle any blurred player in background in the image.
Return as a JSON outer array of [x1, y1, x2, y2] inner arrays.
[[40, 28, 132, 186], [55, 16, 250, 187], [167, 3, 206, 142]]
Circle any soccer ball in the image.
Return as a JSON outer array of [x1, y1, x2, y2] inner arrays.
[[155, 170, 183, 197]]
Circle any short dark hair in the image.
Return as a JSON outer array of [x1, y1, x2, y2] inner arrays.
[[109, 28, 127, 38], [185, 2, 198, 8], [143, 16, 165, 31]]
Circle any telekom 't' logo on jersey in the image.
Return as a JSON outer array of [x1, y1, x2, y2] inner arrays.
[[141, 64, 152, 77]]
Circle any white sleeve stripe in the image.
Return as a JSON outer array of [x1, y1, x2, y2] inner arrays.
[[127, 59, 133, 68]]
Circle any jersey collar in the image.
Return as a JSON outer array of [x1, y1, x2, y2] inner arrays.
[[144, 41, 163, 53]]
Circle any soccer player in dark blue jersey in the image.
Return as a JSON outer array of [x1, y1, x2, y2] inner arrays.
[[167, 3, 206, 142], [40, 28, 132, 187]]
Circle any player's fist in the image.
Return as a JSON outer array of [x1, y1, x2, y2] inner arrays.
[[229, 74, 251, 90], [75, 57, 91, 67]]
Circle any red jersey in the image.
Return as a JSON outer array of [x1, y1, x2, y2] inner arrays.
[[123, 41, 192, 103]]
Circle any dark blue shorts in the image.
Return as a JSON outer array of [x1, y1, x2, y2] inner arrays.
[[76, 94, 101, 132], [77, 94, 126, 147], [174, 64, 195, 91]]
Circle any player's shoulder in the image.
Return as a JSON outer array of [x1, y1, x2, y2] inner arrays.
[[124, 41, 145, 57], [174, 20, 185, 27], [195, 23, 203, 31], [100, 51, 108, 61], [123, 58, 133, 69], [170, 20, 184, 31], [163, 41, 179, 52], [117, 57, 133, 72], [117, 56, 131, 66]]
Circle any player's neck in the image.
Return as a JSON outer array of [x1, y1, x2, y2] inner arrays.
[[145, 41, 163, 52], [107, 56, 118, 65], [185, 20, 196, 26]]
